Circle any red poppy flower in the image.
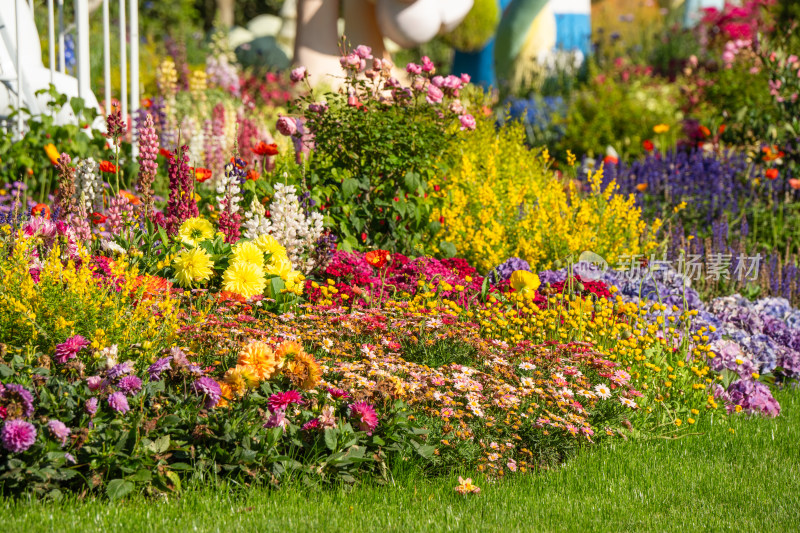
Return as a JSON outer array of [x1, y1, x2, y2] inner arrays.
[[699, 126, 711, 138], [365, 249, 392, 268], [119, 190, 141, 205], [246, 169, 260, 181], [603, 155, 619, 165], [142, 98, 153, 108], [91, 212, 108, 225], [252, 141, 279, 156], [718, 124, 726, 134], [159, 148, 174, 159], [433, 185, 441, 192], [642, 140, 654, 152], [766, 168, 779, 180], [195, 167, 213, 182], [789, 179, 800, 190], [361, 232, 367, 242], [31, 203, 51, 219], [99, 160, 117, 173]]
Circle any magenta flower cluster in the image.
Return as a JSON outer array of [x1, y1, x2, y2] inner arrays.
[[164, 145, 198, 236]]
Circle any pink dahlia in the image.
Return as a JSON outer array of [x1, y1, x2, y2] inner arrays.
[[326, 388, 350, 400], [47, 419, 71, 447], [54, 335, 90, 364], [1, 419, 37, 453], [107, 392, 130, 414], [268, 390, 304, 412], [348, 402, 378, 435]]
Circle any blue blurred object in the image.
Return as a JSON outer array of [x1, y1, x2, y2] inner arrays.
[[553, 11, 591, 57], [451, 0, 513, 89], [63, 33, 76, 73]]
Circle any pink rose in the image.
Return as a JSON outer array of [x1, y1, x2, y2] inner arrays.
[[290, 66, 307, 83], [460, 73, 471, 84], [354, 45, 372, 59], [276, 115, 297, 136], [459, 113, 476, 131], [426, 85, 444, 104], [373, 58, 384, 70], [431, 76, 445, 88], [421, 56, 435, 73], [406, 63, 422, 75]]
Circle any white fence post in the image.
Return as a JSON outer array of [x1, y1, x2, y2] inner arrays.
[[119, 0, 127, 125], [57, 0, 65, 73], [47, 0, 55, 87], [129, 0, 139, 157], [15, 0, 23, 137], [75, 0, 91, 102], [103, 0, 111, 114]]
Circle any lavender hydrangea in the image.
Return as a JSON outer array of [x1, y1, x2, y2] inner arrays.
[[487, 257, 531, 284], [1, 419, 37, 453]]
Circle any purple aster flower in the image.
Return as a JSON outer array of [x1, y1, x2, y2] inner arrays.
[[107, 361, 134, 380], [108, 392, 130, 414], [1, 419, 37, 453], [85, 397, 98, 416], [191, 377, 221, 409], [47, 419, 71, 447], [117, 375, 143, 395], [0, 383, 35, 419], [54, 335, 90, 364], [147, 356, 172, 380]]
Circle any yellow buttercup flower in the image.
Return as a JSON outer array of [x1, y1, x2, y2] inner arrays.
[[172, 247, 214, 287], [653, 124, 670, 134], [231, 241, 265, 267], [178, 217, 215, 247], [222, 261, 266, 299], [510, 270, 540, 296]]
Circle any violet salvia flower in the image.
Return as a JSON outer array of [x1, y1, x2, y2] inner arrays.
[[0, 384, 35, 419], [108, 392, 130, 414], [137, 114, 159, 219], [47, 419, 71, 447], [1, 419, 37, 453], [117, 375, 143, 395], [165, 145, 198, 236], [54, 335, 90, 364], [85, 397, 98, 416], [192, 377, 222, 408], [148, 356, 172, 381]]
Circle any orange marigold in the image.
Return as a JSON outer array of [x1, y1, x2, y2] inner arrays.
[[238, 340, 282, 381]]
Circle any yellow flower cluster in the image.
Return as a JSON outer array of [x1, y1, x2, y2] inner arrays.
[[0, 234, 179, 358], [432, 118, 661, 272]]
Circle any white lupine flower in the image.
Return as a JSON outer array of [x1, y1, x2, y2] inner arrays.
[[74, 158, 100, 211]]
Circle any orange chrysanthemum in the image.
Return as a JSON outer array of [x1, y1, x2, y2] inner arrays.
[[237, 340, 281, 381], [284, 349, 322, 390]]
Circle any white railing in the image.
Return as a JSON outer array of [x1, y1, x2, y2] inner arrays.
[[4, 0, 140, 155]]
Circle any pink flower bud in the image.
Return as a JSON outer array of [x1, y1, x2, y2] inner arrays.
[[421, 56, 435, 73], [460, 73, 471, 84], [406, 63, 422, 75], [290, 67, 307, 83], [276, 115, 297, 136], [354, 45, 373, 59]]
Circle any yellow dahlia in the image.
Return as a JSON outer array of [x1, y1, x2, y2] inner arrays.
[[231, 241, 265, 267], [172, 247, 214, 287], [222, 261, 266, 299], [265, 254, 293, 279], [253, 234, 288, 259], [178, 217, 215, 247]]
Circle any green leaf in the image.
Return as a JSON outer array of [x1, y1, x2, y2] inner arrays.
[[0, 365, 13, 377], [106, 479, 135, 500], [128, 469, 152, 483], [342, 178, 359, 197], [439, 241, 457, 258], [324, 428, 338, 451]]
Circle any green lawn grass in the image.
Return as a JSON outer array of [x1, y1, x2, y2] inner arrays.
[[5, 390, 800, 533]]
